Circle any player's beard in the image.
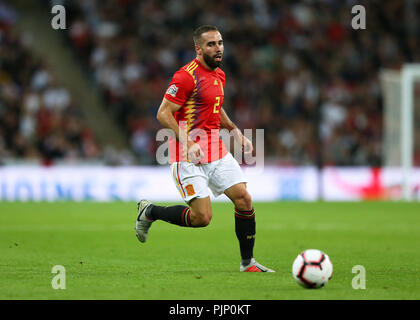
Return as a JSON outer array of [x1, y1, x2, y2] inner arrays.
[[203, 52, 222, 70]]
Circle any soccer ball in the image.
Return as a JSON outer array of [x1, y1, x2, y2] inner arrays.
[[292, 249, 333, 289]]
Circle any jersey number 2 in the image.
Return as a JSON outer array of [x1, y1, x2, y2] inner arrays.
[[213, 97, 220, 113]]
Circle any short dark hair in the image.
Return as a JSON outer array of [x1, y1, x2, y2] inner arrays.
[[193, 25, 219, 46]]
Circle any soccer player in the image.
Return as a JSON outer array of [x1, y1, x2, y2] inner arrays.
[[135, 25, 274, 272]]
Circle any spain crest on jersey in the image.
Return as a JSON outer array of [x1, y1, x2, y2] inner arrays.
[[185, 184, 196, 196]]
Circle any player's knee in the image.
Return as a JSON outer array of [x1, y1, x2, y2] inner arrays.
[[234, 190, 252, 211], [198, 212, 212, 227], [191, 210, 212, 227], [200, 214, 212, 227]]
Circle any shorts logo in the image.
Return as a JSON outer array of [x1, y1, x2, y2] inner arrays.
[[166, 84, 178, 97], [185, 184, 196, 196]]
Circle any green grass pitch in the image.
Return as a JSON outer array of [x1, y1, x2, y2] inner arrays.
[[0, 201, 419, 300]]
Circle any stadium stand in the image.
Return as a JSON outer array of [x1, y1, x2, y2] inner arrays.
[[0, 2, 101, 165], [2, 0, 420, 165], [61, 0, 419, 166]]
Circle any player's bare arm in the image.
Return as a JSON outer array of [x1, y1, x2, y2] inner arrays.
[[156, 98, 204, 163], [220, 107, 253, 154]]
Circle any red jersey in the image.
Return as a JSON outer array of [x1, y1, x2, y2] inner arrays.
[[164, 58, 228, 164]]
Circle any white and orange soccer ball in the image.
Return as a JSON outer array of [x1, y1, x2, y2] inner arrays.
[[292, 249, 333, 289]]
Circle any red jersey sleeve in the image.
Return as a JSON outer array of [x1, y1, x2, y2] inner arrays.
[[164, 69, 195, 106]]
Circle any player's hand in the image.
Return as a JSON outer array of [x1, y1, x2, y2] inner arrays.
[[242, 136, 253, 155], [187, 141, 204, 164]]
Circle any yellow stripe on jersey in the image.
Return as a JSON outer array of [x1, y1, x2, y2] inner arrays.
[[180, 61, 199, 163], [184, 101, 195, 136], [186, 61, 197, 72], [173, 163, 185, 198], [188, 65, 198, 75], [184, 63, 198, 135]]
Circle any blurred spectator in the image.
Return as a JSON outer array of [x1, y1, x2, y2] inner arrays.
[[0, 4, 101, 165], [59, 0, 420, 166], [4, 0, 420, 166]]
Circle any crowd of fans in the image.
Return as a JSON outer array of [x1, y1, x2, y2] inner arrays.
[[2, 0, 420, 166], [0, 2, 101, 164], [60, 0, 420, 166]]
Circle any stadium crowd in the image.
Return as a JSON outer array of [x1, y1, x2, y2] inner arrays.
[[61, 0, 419, 166], [0, 3, 101, 164], [2, 0, 420, 166]]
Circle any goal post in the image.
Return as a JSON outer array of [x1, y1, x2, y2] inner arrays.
[[380, 64, 420, 201]]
